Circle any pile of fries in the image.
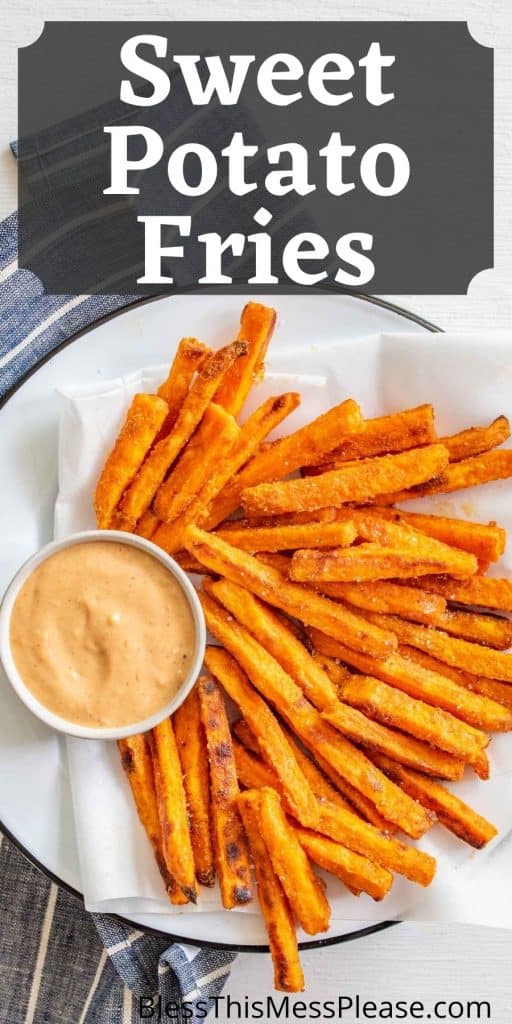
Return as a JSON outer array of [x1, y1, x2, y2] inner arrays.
[[95, 303, 512, 991]]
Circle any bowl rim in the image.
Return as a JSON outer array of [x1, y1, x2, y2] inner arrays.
[[0, 529, 206, 740]]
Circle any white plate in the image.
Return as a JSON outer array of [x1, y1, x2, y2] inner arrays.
[[0, 292, 442, 948]]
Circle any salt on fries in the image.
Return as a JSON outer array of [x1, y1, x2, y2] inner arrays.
[[95, 301, 512, 991]]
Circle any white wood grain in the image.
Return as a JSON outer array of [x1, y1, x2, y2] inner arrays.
[[0, 0, 511, 1003]]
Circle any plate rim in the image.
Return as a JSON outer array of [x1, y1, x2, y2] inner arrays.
[[0, 288, 441, 952]]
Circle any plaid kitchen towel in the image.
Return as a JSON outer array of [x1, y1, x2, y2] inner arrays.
[[0, 207, 237, 1023]]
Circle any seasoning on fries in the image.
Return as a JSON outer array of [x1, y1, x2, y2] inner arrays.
[[93, 301, 512, 993]]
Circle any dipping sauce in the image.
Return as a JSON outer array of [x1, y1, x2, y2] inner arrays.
[[9, 541, 196, 728]]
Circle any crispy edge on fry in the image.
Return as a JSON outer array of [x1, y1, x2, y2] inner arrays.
[[373, 755, 498, 849], [214, 302, 277, 416], [116, 341, 247, 528], [153, 403, 240, 522], [346, 510, 478, 578], [237, 790, 304, 992], [184, 525, 397, 660], [310, 627, 509, 735], [174, 687, 215, 887], [289, 544, 471, 584], [323, 697, 465, 780], [215, 520, 357, 552], [204, 645, 319, 827], [200, 589, 430, 839], [157, 338, 210, 410], [204, 398, 363, 528], [242, 445, 450, 517], [256, 787, 331, 935], [198, 674, 253, 908], [95, 393, 169, 529], [118, 735, 187, 904], [375, 449, 512, 504], [407, 574, 512, 613], [311, 579, 447, 624], [305, 405, 436, 469], [295, 827, 393, 901], [373, 509, 506, 563], [149, 718, 197, 902], [439, 415, 510, 463], [334, 674, 486, 763], [204, 577, 339, 710]]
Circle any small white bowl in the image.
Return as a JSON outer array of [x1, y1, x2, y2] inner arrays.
[[0, 530, 206, 740]]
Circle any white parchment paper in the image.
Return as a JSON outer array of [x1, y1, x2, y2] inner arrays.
[[57, 335, 512, 929]]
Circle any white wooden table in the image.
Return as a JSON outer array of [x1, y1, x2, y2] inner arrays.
[[1, 0, 511, 1011]]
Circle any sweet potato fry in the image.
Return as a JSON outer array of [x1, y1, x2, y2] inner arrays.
[[153, 403, 240, 522], [214, 302, 276, 416], [134, 509, 160, 539], [374, 509, 506, 563], [233, 737, 434, 885], [242, 445, 450, 517], [184, 526, 397, 660], [201, 590, 430, 838], [375, 449, 512, 504], [398, 645, 512, 712], [311, 579, 447, 625], [237, 790, 304, 992], [439, 416, 510, 463], [157, 338, 210, 412], [256, 787, 331, 935], [334, 675, 486, 763], [373, 755, 498, 848], [367, 613, 512, 687], [309, 627, 508, 735], [173, 550, 215, 575], [149, 719, 197, 902], [295, 827, 393, 901], [115, 341, 247, 529], [198, 675, 253, 908], [204, 399, 363, 528], [323, 698, 465, 779], [204, 577, 339, 710], [94, 393, 169, 529], [423, 606, 512, 649], [215, 519, 357, 553], [234, 717, 396, 830], [174, 687, 215, 887], [233, 718, 262, 754], [204, 645, 319, 827], [311, 750, 398, 832], [152, 393, 300, 554], [408, 574, 512, 613], [474, 750, 490, 780], [304, 405, 436, 470], [289, 543, 470, 584], [118, 734, 186, 904], [345, 510, 478, 578]]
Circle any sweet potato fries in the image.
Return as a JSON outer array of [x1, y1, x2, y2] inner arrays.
[[96, 302, 512, 993]]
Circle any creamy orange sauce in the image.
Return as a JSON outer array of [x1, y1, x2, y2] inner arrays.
[[10, 541, 196, 728]]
